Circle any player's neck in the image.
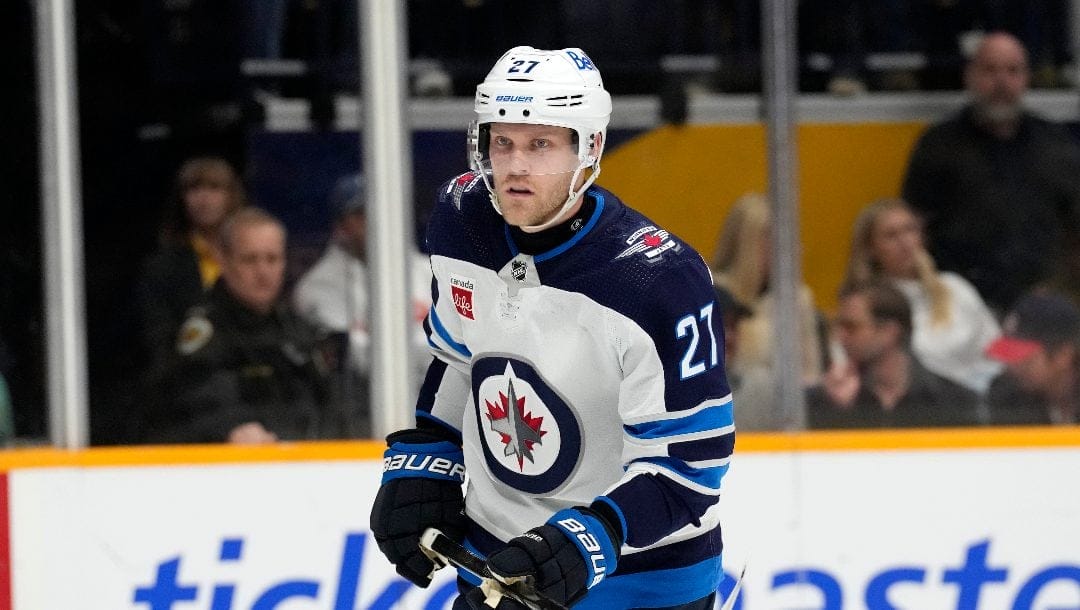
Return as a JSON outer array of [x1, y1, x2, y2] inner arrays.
[[509, 194, 596, 255]]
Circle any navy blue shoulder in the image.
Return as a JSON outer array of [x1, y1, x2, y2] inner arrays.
[[425, 171, 513, 269], [540, 187, 730, 410], [541, 186, 716, 323]]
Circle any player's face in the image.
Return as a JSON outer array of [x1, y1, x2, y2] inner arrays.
[[487, 123, 582, 228], [221, 223, 286, 314], [870, 207, 923, 278], [184, 183, 231, 231]]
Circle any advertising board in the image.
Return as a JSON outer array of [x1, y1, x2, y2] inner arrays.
[[1, 433, 1078, 609]]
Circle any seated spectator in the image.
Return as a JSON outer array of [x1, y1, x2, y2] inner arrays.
[[142, 208, 330, 444], [902, 31, 1080, 314], [712, 193, 824, 386], [985, 291, 1080, 425], [845, 198, 1002, 394], [135, 157, 248, 372], [715, 286, 778, 431], [292, 173, 433, 437], [807, 280, 981, 429]]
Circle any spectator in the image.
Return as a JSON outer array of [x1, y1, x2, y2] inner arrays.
[[807, 280, 981, 429], [985, 291, 1080, 425], [902, 31, 1080, 314], [715, 286, 778, 431], [845, 198, 1002, 394], [142, 208, 330, 444], [711, 193, 824, 386], [135, 157, 249, 372], [292, 173, 433, 438]]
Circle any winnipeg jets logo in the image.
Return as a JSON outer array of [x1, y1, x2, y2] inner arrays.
[[485, 378, 547, 470], [472, 357, 582, 492], [475, 360, 569, 481], [614, 224, 681, 262]]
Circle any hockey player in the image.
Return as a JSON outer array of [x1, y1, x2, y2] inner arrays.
[[370, 46, 734, 610]]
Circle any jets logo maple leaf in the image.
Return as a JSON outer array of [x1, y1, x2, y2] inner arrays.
[[485, 379, 547, 470]]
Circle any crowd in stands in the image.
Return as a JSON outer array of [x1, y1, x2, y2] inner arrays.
[[126, 163, 434, 444], [3, 2, 1080, 445], [721, 31, 1080, 430]]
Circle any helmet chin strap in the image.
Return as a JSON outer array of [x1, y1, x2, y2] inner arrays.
[[517, 162, 600, 233], [484, 160, 601, 233]]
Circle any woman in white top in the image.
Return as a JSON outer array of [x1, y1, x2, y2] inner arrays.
[[845, 198, 1002, 394]]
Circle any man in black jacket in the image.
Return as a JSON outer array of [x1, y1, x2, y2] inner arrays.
[[902, 32, 1080, 314], [144, 208, 330, 444]]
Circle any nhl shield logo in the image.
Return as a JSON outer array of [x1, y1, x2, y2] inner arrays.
[[511, 259, 528, 283], [472, 357, 581, 494]]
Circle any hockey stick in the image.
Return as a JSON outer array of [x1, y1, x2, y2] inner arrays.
[[419, 528, 566, 610], [718, 563, 747, 610]]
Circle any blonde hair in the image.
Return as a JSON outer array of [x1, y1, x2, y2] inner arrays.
[[845, 198, 952, 326], [711, 193, 770, 307], [711, 193, 823, 383]]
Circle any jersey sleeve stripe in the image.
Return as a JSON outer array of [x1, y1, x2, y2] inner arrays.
[[427, 305, 472, 358], [621, 428, 734, 465], [623, 402, 734, 440], [669, 433, 736, 463], [622, 395, 733, 425], [682, 457, 731, 469], [627, 457, 728, 493]]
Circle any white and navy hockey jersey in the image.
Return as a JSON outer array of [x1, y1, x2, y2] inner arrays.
[[417, 172, 735, 608]]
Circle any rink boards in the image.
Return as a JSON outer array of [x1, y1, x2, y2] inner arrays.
[[1, 429, 1078, 610]]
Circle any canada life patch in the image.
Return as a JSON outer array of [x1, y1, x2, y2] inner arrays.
[[450, 274, 475, 319], [614, 224, 681, 262]]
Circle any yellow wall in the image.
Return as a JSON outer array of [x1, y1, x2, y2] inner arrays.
[[597, 122, 928, 312]]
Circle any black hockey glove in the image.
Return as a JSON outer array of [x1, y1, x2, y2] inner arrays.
[[467, 505, 623, 609], [369, 428, 467, 588]]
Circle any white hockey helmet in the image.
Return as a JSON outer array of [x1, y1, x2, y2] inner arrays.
[[470, 46, 612, 230]]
